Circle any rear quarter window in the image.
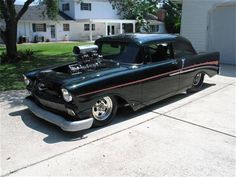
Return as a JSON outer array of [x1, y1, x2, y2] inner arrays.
[[173, 41, 196, 58], [142, 43, 173, 64]]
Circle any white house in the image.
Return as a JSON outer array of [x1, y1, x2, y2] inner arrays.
[[176, 0, 236, 65], [0, 0, 165, 43], [16, 5, 77, 42], [58, 0, 137, 41], [58, 0, 165, 40]]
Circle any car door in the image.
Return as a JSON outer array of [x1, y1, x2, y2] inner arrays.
[[172, 40, 197, 90], [141, 42, 180, 104]]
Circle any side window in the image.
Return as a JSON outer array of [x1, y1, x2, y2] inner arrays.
[[81, 3, 92, 11], [143, 43, 173, 63], [173, 41, 196, 58], [62, 3, 70, 11], [101, 43, 121, 56]]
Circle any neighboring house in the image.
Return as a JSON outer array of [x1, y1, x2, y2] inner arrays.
[[176, 0, 236, 65], [140, 13, 166, 33], [17, 5, 76, 42], [0, 0, 165, 43], [0, 5, 79, 43]]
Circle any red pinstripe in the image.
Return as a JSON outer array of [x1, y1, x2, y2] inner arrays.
[[78, 60, 219, 97]]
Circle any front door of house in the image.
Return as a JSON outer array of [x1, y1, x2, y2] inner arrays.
[[107, 25, 115, 36], [107, 26, 110, 36], [50, 25, 56, 39], [111, 26, 115, 35]]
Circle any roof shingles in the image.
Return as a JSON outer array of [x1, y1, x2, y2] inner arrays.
[[15, 5, 74, 21]]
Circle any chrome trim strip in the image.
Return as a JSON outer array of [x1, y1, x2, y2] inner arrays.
[[169, 65, 218, 77], [169, 72, 180, 76]]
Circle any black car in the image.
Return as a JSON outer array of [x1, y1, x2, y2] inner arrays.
[[23, 34, 220, 131]]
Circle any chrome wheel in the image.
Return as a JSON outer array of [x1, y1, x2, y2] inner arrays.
[[92, 97, 113, 121], [193, 73, 203, 86]]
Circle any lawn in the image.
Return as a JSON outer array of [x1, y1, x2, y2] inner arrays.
[[0, 42, 92, 91]]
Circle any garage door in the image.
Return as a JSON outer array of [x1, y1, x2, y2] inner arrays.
[[209, 4, 236, 65]]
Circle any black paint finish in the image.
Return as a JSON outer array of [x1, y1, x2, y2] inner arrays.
[[25, 34, 220, 120]]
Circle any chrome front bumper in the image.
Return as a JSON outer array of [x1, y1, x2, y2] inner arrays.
[[23, 99, 94, 132]]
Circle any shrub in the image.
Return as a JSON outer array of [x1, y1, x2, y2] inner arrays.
[[0, 49, 35, 64], [0, 52, 11, 64], [18, 49, 35, 60]]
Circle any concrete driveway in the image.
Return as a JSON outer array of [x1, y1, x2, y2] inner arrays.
[[1, 64, 236, 177]]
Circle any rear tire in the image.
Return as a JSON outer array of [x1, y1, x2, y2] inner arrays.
[[187, 72, 205, 93], [91, 96, 117, 127]]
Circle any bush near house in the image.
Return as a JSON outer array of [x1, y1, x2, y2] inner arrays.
[[0, 42, 92, 91]]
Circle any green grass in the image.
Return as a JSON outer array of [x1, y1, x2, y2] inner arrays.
[[0, 42, 92, 91]]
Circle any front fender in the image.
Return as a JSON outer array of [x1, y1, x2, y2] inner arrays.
[[73, 83, 142, 117]]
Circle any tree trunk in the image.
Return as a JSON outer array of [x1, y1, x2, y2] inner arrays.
[[5, 20, 18, 62]]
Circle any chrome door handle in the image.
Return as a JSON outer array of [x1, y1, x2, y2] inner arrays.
[[181, 58, 186, 69]]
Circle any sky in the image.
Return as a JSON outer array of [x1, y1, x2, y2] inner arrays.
[[15, 0, 27, 5], [15, 0, 38, 5]]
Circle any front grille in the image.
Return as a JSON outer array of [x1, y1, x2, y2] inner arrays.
[[35, 95, 66, 112], [31, 80, 66, 112], [30, 80, 79, 121], [31, 96, 77, 121], [32, 80, 62, 99]]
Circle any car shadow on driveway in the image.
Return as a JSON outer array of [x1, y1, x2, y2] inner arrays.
[[8, 83, 215, 144]]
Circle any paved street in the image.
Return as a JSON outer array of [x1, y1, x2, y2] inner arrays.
[[0, 65, 236, 177]]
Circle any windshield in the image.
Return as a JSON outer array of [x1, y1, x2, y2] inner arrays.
[[98, 42, 140, 64]]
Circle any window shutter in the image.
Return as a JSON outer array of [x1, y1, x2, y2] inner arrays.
[[32, 24, 36, 32], [43, 24, 46, 32]]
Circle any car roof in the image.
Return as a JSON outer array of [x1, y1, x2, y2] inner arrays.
[[95, 33, 181, 46]]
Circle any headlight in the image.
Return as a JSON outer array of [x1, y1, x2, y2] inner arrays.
[[23, 74, 30, 86], [61, 88, 72, 102]]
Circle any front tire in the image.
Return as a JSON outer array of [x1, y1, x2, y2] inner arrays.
[[187, 72, 205, 93], [91, 96, 117, 127]]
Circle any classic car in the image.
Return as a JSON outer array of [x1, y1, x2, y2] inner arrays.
[[23, 34, 220, 132]]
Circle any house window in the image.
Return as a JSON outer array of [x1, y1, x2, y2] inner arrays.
[[63, 24, 70, 31], [150, 25, 159, 32], [81, 3, 92, 11], [62, 3, 70, 11], [84, 24, 90, 31], [32, 23, 46, 32], [84, 24, 95, 31]]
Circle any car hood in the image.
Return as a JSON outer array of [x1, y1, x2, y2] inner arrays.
[[35, 63, 130, 90]]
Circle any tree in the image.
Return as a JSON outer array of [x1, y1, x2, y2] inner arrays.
[[0, 0, 58, 63], [163, 1, 182, 33], [109, 0, 182, 33], [109, 0, 159, 31]]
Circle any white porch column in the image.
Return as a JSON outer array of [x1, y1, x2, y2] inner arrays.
[[133, 22, 136, 33], [89, 19, 93, 41], [120, 23, 123, 34], [105, 22, 108, 36]]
